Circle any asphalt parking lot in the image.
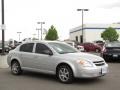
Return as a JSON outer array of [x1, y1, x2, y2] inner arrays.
[[0, 53, 120, 90]]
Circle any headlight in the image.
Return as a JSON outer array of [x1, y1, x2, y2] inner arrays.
[[77, 60, 93, 67]]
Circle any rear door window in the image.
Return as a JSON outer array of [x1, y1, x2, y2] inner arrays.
[[20, 43, 34, 53]]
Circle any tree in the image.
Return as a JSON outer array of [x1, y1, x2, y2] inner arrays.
[[45, 25, 58, 40], [101, 27, 119, 42]]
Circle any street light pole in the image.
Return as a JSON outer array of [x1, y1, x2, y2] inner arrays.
[[77, 9, 89, 43], [1, 0, 5, 55], [37, 22, 45, 40], [17, 32, 22, 41]]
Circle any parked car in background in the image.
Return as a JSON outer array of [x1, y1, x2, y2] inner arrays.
[[80, 42, 102, 52], [94, 40, 105, 48], [76, 45, 84, 52], [0, 43, 10, 53], [64, 41, 84, 52], [8, 39, 19, 49], [7, 41, 108, 83], [101, 41, 120, 62], [64, 41, 75, 47]]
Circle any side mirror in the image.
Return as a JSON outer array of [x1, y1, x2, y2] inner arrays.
[[43, 50, 53, 56]]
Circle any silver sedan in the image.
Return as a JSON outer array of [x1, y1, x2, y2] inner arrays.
[[7, 41, 108, 83]]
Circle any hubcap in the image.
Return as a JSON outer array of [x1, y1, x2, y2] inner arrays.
[[59, 68, 69, 82], [12, 63, 19, 74]]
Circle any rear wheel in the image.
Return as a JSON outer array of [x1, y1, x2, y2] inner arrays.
[[57, 65, 74, 84], [11, 61, 22, 75]]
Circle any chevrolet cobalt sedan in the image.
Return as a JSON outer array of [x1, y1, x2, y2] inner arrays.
[[7, 41, 108, 83]]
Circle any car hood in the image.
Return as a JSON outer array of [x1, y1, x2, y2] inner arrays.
[[60, 52, 104, 62]]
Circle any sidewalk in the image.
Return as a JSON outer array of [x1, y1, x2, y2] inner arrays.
[[0, 55, 9, 68]]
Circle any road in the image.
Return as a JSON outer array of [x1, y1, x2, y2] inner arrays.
[[0, 55, 8, 68], [0, 63, 120, 90]]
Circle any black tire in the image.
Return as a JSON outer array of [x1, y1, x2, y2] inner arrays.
[[11, 61, 22, 75], [57, 65, 74, 84]]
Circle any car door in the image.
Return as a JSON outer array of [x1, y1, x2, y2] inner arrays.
[[33, 43, 56, 72], [84, 43, 90, 51], [19, 43, 35, 68], [89, 43, 94, 51]]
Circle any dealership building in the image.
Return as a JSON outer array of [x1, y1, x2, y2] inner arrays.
[[69, 24, 120, 43]]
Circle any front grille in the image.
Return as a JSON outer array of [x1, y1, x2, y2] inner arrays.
[[93, 61, 105, 66]]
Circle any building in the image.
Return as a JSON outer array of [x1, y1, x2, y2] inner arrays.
[[69, 24, 120, 43]]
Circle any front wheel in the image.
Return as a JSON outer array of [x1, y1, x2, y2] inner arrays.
[[11, 61, 22, 75], [57, 65, 74, 84]]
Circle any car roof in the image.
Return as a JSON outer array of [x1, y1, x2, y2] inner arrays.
[[22, 40, 64, 44]]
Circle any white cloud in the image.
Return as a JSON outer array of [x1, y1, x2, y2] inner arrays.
[[100, 0, 120, 8]]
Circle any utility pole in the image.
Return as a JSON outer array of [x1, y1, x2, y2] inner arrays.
[[77, 9, 89, 43], [1, 0, 5, 55], [37, 22, 45, 40], [17, 32, 22, 41]]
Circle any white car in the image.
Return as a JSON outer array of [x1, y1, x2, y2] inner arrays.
[[77, 45, 84, 52], [7, 41, 108, 83]]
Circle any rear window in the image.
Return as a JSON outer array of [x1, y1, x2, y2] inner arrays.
[[106, 42, 120, 47]]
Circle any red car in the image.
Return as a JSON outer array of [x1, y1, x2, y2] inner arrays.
[[93, 40, 105, 48], [80, 42, 102, 52]]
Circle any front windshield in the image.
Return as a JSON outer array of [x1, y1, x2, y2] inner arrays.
[[48, 42, 78, 54]]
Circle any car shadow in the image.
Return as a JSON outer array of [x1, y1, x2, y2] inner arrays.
[[73, 78, 105, 85], [19, 71, 105, 84], [22, 71, 58, 82]]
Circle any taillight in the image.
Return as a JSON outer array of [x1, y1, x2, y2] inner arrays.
[[102, 47, 106, 53]]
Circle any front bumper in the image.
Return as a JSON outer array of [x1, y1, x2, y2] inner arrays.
[[74, 65, 108, 78]]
